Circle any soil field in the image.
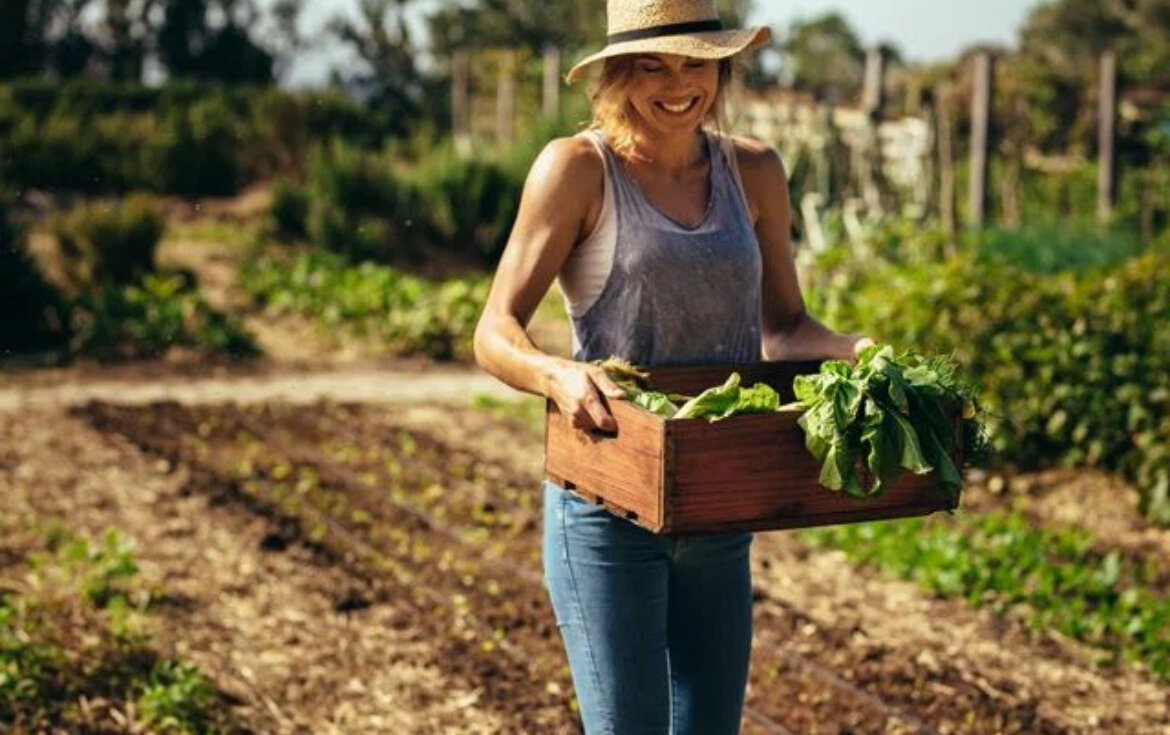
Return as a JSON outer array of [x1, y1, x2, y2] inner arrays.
[[3, 387, 1168, 734]]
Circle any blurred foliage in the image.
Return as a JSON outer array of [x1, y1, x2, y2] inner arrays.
[[783, 13, 866, 102], [976, 223, 1148, 274], [806, 224, 1170, 522], [291, 112, 573, 266], [0, 194, 70, 354], [0, 81, 390, 196], [69, 273, 260, 362], [329, 0, 426, 137], [52, 195, 164, 288], [269, 178, 309, 240], [238, 249, 488, 361], [1, 0, 297, 84]]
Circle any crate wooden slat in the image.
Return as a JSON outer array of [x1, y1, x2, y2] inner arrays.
[[544, 360, 961, 534]]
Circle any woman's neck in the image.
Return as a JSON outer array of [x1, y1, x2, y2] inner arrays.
[[624, 126, 707, 179]]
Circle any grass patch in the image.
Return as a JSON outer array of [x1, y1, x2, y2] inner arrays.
[[799, 511, 1170, 680], [469, 392, 546, 435]]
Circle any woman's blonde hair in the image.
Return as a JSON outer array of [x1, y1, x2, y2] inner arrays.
[[587, 55, 735, 158]]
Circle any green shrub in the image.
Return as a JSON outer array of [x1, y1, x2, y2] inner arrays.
[[54, 195, 164, 288], [69, 273, 260, 361], [808, 246, 1170, 523], [269, 179, 308, 239], [147, 94, 246, 196], [977, 223, 1149, 274], [301, 133, 538, 266], [0, 80, 391, 197], [239, 250, 487, 361], [0, 196, 69, 354], [137, 660, 216, 734], [303, 140, 415, 262]]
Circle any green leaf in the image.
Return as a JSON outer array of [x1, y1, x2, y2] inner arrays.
[[631, 390, 679, 418], [675, 373, 742, 420]]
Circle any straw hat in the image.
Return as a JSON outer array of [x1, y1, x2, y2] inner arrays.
[[566, 0, 772, 84]]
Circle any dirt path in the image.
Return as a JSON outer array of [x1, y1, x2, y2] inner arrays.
[[0, 361, 516, 412]]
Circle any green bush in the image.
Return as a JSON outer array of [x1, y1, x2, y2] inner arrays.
[[0, 196, 69, 354], [300, 130, 547, 265], [269, 179, 308, 239], [0, 80, 391, 197], [69, 273, 260, 361], [808, 245, 1170, 522], [238, 250, 488, 361], [147, 95, 246, 196], [977, 223, 1149, 274], [53, 195, 164, 288]]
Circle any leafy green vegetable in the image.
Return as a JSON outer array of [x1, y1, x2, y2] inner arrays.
[[794, 344, 981, 502], [675, 374, 742, 419], [632, 391, 680, 418]]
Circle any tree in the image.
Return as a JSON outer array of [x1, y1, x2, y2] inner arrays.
[[330, 0, 425, 134], [1018, 0, 1170, 152], [100, 0, 154, 80], [156, 0, 274, 83], [783, 12, 865, 102]]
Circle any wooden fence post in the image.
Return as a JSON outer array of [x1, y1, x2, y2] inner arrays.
[[452, 50, 471, 156], [1098, 50, 1117, 225], [969, 52, 994, 231], [862, 48, 886, 120], [543, 45, 561, 119], [936, 82, 958, 248], [497, 49, 516, 145]]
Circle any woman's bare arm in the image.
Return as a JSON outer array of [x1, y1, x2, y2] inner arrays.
[[734, 138, 871, 362], [473, 136, 626, 430]]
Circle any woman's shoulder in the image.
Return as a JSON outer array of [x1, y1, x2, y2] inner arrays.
[[714, 132, 784, 176], [532, 133, 605, 185]]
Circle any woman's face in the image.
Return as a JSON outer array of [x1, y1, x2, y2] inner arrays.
[[625, 53, 720, 137]]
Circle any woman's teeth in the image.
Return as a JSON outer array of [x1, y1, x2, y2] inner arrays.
[[656, 97, 697, 114]]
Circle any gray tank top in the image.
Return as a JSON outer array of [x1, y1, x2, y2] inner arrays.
[[571, 128, 762, 366]]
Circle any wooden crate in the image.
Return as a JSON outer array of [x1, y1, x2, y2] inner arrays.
[[544, 360, 961, 534]]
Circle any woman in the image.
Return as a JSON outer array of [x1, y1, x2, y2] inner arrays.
[[473, 1, 873, 732]]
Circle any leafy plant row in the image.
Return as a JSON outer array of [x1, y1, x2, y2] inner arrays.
[[808, 243, 1170, 523], [799, 513, 1170, 682], [237, 250, 488, 361], [1, 527, 228, 733]]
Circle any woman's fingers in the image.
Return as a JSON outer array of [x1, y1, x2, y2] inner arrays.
[[579, 389, 617, 433], [588, 369, 628, 400]]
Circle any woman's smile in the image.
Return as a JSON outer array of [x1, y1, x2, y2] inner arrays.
[[655, 96, 700, 114]]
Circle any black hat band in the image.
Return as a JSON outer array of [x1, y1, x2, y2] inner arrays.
[[607, 19, 724, 45]]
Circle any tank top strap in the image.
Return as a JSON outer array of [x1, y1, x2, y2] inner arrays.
[[582, 128, 647, 216]]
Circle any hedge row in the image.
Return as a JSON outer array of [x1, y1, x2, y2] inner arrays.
[[807, 234, 1170, 522]]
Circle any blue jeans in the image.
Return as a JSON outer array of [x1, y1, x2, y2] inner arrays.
[[541, 480, 754, 735]]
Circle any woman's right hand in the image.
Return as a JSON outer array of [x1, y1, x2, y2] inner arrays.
[[546, 359, 627, 433]]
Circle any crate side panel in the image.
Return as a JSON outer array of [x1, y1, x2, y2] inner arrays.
[[545, 399, 665, 528], [667, 412, 956, 531]]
